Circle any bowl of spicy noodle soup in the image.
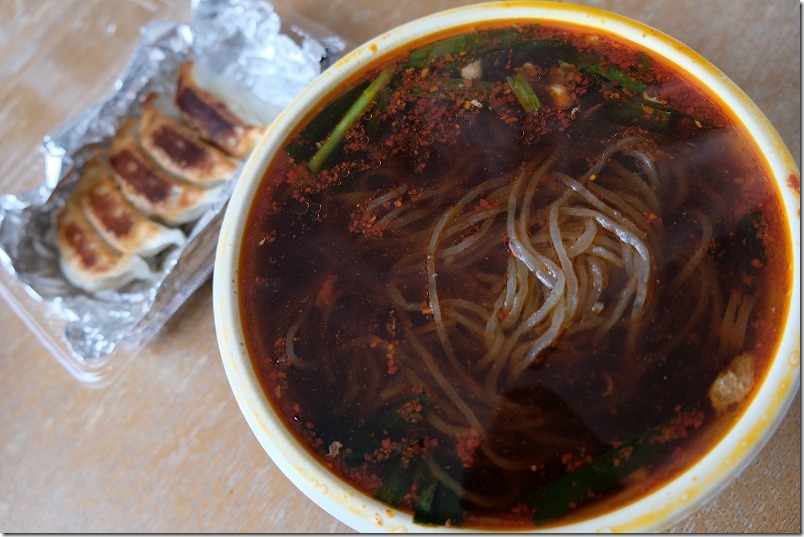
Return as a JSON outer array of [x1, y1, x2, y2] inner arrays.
[[213, 2, 800, 532]]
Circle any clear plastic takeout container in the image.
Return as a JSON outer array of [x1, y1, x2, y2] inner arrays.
[[0, 0, 350, 387]]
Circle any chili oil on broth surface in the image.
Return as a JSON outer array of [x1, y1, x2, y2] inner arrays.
[[238, 21, 791, 530]]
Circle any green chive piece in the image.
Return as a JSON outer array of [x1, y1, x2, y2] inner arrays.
[[284, 81, 369, 162], [527, 404, 704, 525], [507, 73, 541, 113], [308, 66, 395, 173]]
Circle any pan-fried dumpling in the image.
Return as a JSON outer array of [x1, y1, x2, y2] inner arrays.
[[55, 196, 152, 292], [73, 155, 186, 257], [175, 62, 265, 158], [108, 119, 221, 226], [139, 94, 238, 187]]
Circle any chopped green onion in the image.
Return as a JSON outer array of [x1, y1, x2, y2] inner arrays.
[[375, 459, 464, 527], [407, 28, 522, 68], [413, 480, 464, 526], [563, 53, 716, 130], [652, 101, 717, 128], [635, 51, 652, 75], [284, 81, 369, 163], [308, 66, 395, 173], [375, 459, 417, 506], [585, 63, 648, 94], [365, 86, 394, 139], [413, 479, 438, 514], [527, 404, 704, 525], [506, 73, 541, 113]]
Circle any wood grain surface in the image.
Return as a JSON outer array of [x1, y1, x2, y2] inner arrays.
[[0, 0, 799, 532]]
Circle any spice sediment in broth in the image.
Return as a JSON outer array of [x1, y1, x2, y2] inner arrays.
[[239, 22, 791, 529]]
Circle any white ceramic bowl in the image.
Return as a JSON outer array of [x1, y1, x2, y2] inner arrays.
[[214, 2, 800, 532]]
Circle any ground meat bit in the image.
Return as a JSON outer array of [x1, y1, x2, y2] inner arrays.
[[708, 352, 755, 413]]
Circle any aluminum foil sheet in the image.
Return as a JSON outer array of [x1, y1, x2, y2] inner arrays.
[[0, 0, 348, 382]]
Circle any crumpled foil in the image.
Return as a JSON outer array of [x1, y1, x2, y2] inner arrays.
[[0, 0, 348, 383]]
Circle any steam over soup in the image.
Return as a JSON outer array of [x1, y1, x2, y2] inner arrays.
[[239, 22, 792, 529]]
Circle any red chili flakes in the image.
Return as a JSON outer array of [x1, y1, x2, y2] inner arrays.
[[787, 174, 801, 195], [561, 450, 593, 472], [455, 429, 481, 468], [656, 85, 728, 128], [272, 152, 312, 187], [397, 397, 424, 423], [377, 82, 470, 171], [273, 338, 288, 364], [398, 439, 426, 469], [348, 208, 382, 237], [267, 365, 288, 400], [386, 309, 398, 339], [650, 409, 705, 444], [385, 342, 398, 375], [401, 482, 421, 509], [345, 464, 382, 492], [611, 444, 634, 468], [366, 437, 400, 462], [475, 197, 500, 213]]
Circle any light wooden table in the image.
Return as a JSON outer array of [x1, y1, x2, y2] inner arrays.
[[0, 0, 799, 532]]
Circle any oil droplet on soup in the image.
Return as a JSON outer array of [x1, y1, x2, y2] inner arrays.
[[238, 22, 792, 529]]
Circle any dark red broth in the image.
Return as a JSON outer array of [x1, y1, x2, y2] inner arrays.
[[238, 21, 792, 529]]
